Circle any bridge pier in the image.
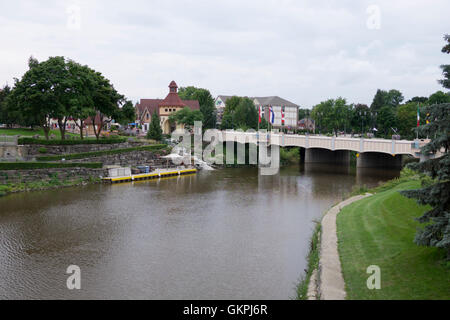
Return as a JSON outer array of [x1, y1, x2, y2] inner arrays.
[[356, 152, 402, 169], [304, 148, 350, 165]]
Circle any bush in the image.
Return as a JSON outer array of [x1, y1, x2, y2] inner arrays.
[[18, 137, 127, 145], [36, 144, 168, 161], [38, 147, 48, 154], [0, 162, 103, 170]]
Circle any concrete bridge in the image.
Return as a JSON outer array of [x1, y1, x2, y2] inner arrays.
[[220, 130, 430, 169]]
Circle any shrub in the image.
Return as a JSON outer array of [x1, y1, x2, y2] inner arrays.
[[0, 162, 103, 170]]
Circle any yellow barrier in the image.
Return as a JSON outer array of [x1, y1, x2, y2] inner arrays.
[[102, 168, 197, 184]]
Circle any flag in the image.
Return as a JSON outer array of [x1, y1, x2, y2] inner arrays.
[[281, 106, 285, 126], [417, 105, 420, 127], [258, 105, 262, 123], [270, 106, 275, 124]]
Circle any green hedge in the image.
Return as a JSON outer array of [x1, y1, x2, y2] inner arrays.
[[0, 162, 103, 170], [18, 137, 127, 145], [36, 144, 168, 161]]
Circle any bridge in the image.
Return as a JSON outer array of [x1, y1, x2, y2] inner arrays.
[[220, 130, 431, 169]]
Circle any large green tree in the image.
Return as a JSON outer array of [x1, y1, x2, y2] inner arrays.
[[115, 100, 136, 126], [6, 56, 124, 140], [370, 89, 404, 111], [438, 34, 450, 89], [311, 97, 350, 135], [168, 107, 204, 128], [7, 57, 65, 139], [428, 90, 450, 105], [178, 86, 216, 129], [377, 106, 397, 137], [0, 85, 12, 126], [401, 35, 450, 259], [233, 97, 258, 130]]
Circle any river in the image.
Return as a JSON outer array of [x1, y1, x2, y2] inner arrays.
[[0, 165, 399, 299]]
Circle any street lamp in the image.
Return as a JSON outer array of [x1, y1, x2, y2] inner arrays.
[[359, 111, 366, 136]]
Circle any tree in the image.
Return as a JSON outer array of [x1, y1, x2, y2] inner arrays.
[[0, 85, 11, 126], [396, 103, 418, 139], [370, 89, 404, 111], [6, 56, 64, 139], [401, 103, 450, 259], [370, 89, 389, 111], [178, 86, 216, 129], [232, 97, 258, 130], [400, 35, 450, 259], [311, 97, 350, 135], [350, 104, 370, 134], [89, 70, 124, 140], [168, 107, 204, 128], [220, 113, 234, 130], [438, 34, 450, 89], [428, 91, 450, 105], [406, 96, 428, 104], [147, 111, 162, 141], [387, 89, 404, 107], [115, 100, 136, 126], [223, 96, 241, 115], [377, 106, 397, 137]]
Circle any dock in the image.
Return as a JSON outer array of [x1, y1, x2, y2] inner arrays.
[[102, 167, 197, 183]]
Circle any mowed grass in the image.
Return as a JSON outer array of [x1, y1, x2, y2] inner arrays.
[[337, 180, 449, 300], [0, 128, 78, 138]]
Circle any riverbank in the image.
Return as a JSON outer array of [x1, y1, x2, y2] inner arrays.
[[300, 170, 450, 300]]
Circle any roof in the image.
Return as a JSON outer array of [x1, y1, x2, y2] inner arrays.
[[216, 95, 299, 108], [216, 95, 235, 104], [160, 92, 186, 107], [252, 96, 299, 108], [136, 81, 200, 121]]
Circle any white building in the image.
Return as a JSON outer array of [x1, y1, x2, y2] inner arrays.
[[215, 95, 300, 129]]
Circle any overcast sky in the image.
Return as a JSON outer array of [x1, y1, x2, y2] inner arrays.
[[0, 0, 449, 107]]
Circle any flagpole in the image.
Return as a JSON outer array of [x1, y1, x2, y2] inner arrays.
[[417, 103, 419, 140]]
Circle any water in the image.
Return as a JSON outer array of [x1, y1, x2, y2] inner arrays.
[[0, 165, 399, 299]]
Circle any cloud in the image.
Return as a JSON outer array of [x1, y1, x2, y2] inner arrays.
[[0, 0, 449, 107]]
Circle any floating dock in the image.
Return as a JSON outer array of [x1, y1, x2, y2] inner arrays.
[[102, 167, 197, 183]]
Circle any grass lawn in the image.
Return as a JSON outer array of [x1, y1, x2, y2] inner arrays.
[[0, 128, 78, 138], [337, 180, 450, 300]]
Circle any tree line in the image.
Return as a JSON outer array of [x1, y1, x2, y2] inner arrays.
[[300, 88, 450, 139], [0, 56, 135, 140]]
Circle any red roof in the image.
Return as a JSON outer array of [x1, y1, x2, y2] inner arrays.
[[136, 81, 200, 121], [159, 92, 186, 107]]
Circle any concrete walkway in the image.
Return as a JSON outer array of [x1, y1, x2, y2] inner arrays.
[[319, 193, 372, 300]]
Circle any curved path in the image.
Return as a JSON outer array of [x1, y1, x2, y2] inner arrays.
[[319, 193, 372, 300]]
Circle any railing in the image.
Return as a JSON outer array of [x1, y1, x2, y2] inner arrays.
[[0, 135, 18, 146]]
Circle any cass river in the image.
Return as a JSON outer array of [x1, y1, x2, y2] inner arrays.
[[0, 165, 399, 299]]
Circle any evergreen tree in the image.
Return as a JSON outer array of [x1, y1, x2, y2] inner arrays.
[[438, 34, 450, 89], [401, 35, 450, 259], [147, 111, 162, 141]]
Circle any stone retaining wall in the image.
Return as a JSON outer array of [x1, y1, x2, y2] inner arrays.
[[69, 149, 169, 166], [0, 167, 108, 184], [25, 141, 145, 156]]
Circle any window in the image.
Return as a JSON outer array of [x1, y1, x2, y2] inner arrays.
[[146, 113, 149, 120], [165, 109, 168, 112]]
